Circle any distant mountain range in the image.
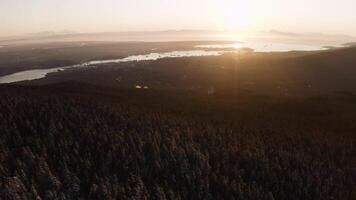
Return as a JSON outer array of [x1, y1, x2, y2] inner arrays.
[[0, 30, 355, 46]]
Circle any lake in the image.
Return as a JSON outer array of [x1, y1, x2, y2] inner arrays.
[[0, 50, 223, 83]]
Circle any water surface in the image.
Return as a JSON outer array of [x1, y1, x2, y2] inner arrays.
[[195, 42, 326, 52], [0, 50, 223, 84], [0, 42, 338, 84]]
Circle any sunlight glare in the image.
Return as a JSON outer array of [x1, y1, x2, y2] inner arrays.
[[224, 1, 252, 31]]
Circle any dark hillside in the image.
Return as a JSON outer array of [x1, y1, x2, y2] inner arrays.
[[281, 46, 356, 92], [0, 84, 355, 199], [21, 46, 356, 96]]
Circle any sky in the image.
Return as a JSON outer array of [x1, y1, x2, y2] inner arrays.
[[1, 0, 356, 38]]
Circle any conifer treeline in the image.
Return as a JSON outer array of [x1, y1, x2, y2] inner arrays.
[[0, 86, 355, 199]]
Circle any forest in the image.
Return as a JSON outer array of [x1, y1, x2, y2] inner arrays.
[[0, 83, 355, 200]]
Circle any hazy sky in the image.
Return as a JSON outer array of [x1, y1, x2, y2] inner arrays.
[[1, 0, 356, 37]]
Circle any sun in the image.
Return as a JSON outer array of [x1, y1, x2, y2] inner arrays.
[[224, 1, 252, 31], [226, 12, 249, 30]]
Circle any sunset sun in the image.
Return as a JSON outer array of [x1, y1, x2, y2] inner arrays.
[[224, 1, 252, 31]]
